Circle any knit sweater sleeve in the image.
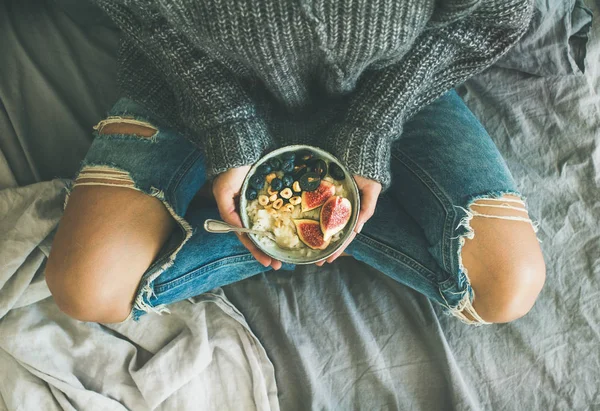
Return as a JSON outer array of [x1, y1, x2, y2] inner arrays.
[[94, 2, 273, 179], [325, 0, 533, 190]]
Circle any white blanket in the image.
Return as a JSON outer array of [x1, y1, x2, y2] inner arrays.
[[0, 180, 279, 411]]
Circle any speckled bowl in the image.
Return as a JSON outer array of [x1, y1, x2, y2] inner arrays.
[[239, 145, 360, 265]]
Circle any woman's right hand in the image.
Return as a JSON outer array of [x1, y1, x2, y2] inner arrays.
[[212, 166, 283, 270]]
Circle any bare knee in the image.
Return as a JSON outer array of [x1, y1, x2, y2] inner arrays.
[[460, 195, 546, 323], [45, 231, 150, 323], [472, 258, 546, 323], [50, 286, 132, 324], [46, 263, 134, 323]]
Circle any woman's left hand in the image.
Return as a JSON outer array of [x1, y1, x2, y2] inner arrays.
[[317, 175, 382, 266]]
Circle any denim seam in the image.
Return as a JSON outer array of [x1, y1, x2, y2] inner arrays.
[[153, 253, 257, 294], [391, 149, 457, 274], [165, 149, 203, 212], [355, 233, 438, 285], [438, 276, 458, 292]]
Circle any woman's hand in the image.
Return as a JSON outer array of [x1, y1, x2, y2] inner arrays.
[[212, 166, 283, 270], [317, 175, 382, 266]]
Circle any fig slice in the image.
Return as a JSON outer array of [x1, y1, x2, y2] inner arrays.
[[301, 180, 336, 212], [320, 196, 352, 241], [293, 219, 331, 250]]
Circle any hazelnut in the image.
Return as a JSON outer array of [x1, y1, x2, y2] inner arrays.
[[258, 195, 269, 206], [283, 203, 294, 212], [289, 196, 301, 205], [280, 188, 293, 199], [268, 187, 278, 196], [269, 193, 278, 202], [272, 198, 284, 209], [292, 181, 301, 192], [266, 173, 277, 184]]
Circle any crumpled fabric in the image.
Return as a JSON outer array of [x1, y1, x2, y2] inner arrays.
[[0, 180, 279, 411]]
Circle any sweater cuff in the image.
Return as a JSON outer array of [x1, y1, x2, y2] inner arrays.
[[326, 123, 394, 191], [203, 118, 273, 179]]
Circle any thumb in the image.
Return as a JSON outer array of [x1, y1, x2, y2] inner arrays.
[[214, 186, 243, 228], [355, 183, 381, 234]]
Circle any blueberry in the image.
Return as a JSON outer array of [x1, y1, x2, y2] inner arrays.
[[268, 158, 281, 171], [328, 162, 345, 180], [270, 177, 283, 191], [281, 160, 294, 173], [250, 174, 265, 190], [246, 188, 258, 200], [282, 174, 294, 188], [257, 163, 272, 175], [281, 152, 295, 162]]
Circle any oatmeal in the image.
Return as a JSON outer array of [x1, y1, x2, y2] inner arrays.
[[245, 149, 352, 256]]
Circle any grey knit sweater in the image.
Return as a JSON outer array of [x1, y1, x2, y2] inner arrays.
[[94, 0, 533, 188]]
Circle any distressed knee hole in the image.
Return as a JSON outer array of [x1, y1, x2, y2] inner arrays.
[[94, 117, 158, 138], [73, 165, 136, 189], [447, 194, 541, 325], [470, 195, 529, 217], [455, 195, 539, 238]]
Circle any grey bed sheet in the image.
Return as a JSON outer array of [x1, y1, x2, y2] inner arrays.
[[1, 0, 598, 409]]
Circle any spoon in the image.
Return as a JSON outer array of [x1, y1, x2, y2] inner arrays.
[[203, 219, 277, 242]]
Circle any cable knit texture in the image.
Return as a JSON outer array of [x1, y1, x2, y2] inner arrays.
[[93, 0, 533, 187]]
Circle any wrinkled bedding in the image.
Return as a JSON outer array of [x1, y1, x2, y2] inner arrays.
[[0, 0, 598, 409], [0, 183, 279, 411]]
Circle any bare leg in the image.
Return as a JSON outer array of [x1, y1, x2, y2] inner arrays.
[[45, 122, 176, 323]]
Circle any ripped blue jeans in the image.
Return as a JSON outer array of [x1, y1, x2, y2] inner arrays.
[[71, 90, 537, 324]]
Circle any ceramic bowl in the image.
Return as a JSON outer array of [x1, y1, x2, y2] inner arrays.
[[239, 145, 360, 264]]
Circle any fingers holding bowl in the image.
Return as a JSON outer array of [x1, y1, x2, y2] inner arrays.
[[324, 230, 356, 264], [320, 175, 381, 265], [213, 167, 282, 270]]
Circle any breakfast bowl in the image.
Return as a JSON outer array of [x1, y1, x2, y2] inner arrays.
[[239, 145, 360, 265]]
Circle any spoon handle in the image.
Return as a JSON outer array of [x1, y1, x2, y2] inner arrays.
[[203, 219, 240, 234], [203, 219, 276, 241]]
